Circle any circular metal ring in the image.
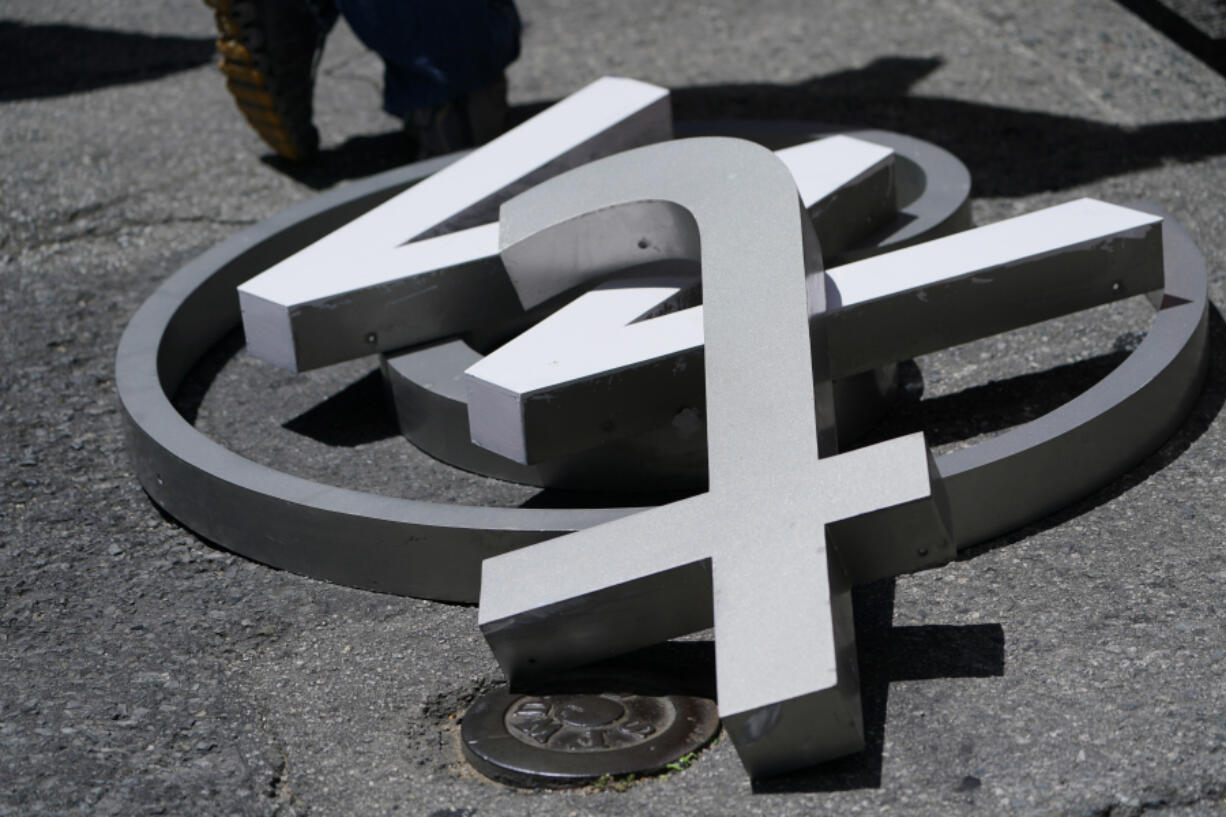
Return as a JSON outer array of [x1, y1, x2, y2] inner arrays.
[[115, 126, 1208, 602]]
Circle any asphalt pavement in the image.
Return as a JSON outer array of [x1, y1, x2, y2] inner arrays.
[[3, 1, 1226, 815]]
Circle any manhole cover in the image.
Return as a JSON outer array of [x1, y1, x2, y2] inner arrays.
[[461, 677, 719, 787]]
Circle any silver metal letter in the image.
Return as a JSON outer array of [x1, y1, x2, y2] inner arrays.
[[466, 198, 1163, 465], [463, 134, 899, 464], [237, 76, 671, 372], [477, 138, 952, 778]]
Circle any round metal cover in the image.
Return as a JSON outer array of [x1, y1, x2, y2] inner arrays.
[[461, 677, 719, 787]]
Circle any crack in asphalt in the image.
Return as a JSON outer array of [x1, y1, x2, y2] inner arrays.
[[3, 213, 258, 253], [1085, 780, 1226, 817]]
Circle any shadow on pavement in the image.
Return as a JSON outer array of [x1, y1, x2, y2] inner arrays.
[[753, 578, 1005, 793], [956, 305, 1226, 562], [282, 369, 401, 446], [1114, 0, 1226, 77], [0, 21, 215, 101], [857, 350, 1136, 453], [172, 326, 244, 426], [669, 56, 1226, 199], [262, 56, 1226, 195], [513, 641, 718, 701], [262, 130, 417, 190]]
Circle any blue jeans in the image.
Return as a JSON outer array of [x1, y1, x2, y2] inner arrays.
[[313, 0, 521, 115]]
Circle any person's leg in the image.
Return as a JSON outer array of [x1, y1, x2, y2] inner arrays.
[[334, 0, 521, 153], [204, 0, 337, 160]]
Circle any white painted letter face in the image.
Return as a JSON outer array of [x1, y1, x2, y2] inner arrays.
[[237, 76, 672, 373]]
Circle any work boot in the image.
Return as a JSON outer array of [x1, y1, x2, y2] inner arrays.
[[407, 75, 509, 159], [204, 0, 327, 161]]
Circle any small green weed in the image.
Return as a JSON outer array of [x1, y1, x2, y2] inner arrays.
[[592, 773, 637, 792], [665, 752, 698, 773]]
